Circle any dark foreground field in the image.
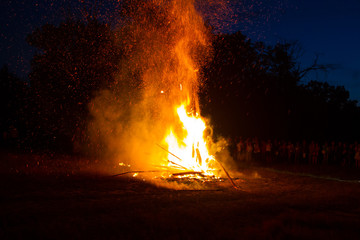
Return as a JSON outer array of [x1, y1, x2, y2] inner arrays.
[[1, 152, 360, 239]]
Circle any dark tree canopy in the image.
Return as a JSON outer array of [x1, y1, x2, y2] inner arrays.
[[0, 66, 31, 148], [26, 17, 122, 151], [200, 31, 360, 142], [2, 15, 360, 152]]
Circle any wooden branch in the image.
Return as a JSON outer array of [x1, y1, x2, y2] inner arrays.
[[216, 160, 240, 190], [196, 148, 202, 166], [156, 143, 184, 162], [168, 160, 188, 170], [171, 171, 205, 177], [111, 170, 163, 177]]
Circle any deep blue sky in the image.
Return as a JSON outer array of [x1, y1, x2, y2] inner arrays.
[[1, 0, 360, 102], [1, 1, 64, 77], [238, 0, 360, 102]]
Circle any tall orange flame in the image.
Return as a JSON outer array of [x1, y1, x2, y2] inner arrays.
[[164, 101, 218, 176], [88, 0, 226, 178]]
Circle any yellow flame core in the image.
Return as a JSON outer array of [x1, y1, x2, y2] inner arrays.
[[164, 103, 217, 176], [88, 1, 227, 179]]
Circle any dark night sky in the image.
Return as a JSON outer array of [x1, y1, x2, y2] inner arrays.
[[1, 0, 360, 102], [1, 1, 68, 78], [243, 0, 360, 103]]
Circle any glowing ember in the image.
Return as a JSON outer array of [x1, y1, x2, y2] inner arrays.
[[118, 162, 131, 168]]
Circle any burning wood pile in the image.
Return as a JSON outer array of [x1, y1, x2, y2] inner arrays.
[[91, 1, 238, 188], [114, 135, 238, 189]]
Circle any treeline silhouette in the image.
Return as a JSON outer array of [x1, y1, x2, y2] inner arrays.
[[200, 31, 360, 142], [1, 16, 360, 153]]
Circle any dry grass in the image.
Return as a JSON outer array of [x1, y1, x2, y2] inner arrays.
[[1, 151, 360, 239]]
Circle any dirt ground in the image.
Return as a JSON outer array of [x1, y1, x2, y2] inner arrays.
[[1, 151, 360, 239]]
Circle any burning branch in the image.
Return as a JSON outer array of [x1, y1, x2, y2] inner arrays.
[[215, 160, 239, 190], [168, 160, 188, 171], [171, 171, 205, 178], [156, 143, 184, 162], [156, 143, 189, 170], [111, 170, 164, 177]]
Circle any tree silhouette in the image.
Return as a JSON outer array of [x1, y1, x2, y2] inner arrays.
[[201, 31, 360, 141], [27, 17, 122, 151], [201, 32, 302, 139], [200, 31, 269, 137], [24, 16, 360, 152], [0, 66, 30, 148], [301, 81, 360, 141]]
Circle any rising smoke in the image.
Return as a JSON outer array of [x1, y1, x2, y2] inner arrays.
[[86, 0, 233, 175]]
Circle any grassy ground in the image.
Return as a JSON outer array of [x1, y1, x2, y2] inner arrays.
[[1, 151, 360, 239]]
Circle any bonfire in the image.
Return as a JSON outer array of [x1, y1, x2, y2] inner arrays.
[[90, 0, 237, 188]]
